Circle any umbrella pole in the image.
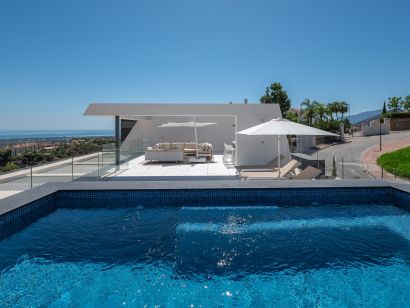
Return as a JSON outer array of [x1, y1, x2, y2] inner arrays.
[[194, 116, 199, 157], [278, 135, 281, 179]]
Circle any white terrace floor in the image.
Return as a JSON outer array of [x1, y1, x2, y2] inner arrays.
[[116, 154, 238, 177]]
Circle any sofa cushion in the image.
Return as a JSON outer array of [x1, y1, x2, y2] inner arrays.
[[185, 143, 196, 149]]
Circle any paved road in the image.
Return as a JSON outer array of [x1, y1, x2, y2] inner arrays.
[[313, 131, 410, 179]]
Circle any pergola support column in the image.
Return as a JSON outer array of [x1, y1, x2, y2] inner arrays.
[[115, 115, 121, 169]]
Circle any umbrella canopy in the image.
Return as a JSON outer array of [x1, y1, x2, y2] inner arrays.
[[158, 117, 216, 158], [237, 118, 339, 178], [237, 118, 339, 136]]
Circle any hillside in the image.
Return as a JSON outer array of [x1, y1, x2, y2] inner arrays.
[[348, 109, 381, 124], [354, 114, 382, 125]]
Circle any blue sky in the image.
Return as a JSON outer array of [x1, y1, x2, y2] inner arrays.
[[1, 0, 409, 130]]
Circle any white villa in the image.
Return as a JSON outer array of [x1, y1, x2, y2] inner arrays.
[[84, 103, 295, 167]]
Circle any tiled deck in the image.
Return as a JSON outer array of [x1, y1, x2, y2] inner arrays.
[[116, 154, 238, 177]]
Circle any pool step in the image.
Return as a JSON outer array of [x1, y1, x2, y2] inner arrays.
[[178, 205, 406, 227], [176, 215, 410, 243]]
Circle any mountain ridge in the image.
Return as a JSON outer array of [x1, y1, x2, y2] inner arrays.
[[348, 109, 381, 124]]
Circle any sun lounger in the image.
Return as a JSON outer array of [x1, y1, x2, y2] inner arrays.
[[240, 159, 301, 180], [238, 156, 286, 171], [288, 165, 322, 180]]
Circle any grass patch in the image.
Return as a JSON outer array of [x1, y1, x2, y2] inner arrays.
[[377, 146, 410, 179]]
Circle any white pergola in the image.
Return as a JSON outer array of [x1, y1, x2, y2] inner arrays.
[[84, 103, 284, 166], [158, 117, 217, 161]]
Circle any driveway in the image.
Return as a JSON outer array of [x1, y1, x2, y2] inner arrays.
[[314, 131, 410, 179]]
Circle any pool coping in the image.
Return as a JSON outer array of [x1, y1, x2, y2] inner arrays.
[[1, 179, 410, 217]]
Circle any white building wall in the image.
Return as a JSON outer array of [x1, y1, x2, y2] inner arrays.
[[362, 119, 390, 136], [236, 134, 291, 167]]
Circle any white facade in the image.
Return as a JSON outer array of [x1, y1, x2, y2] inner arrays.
[[84, 103, 289, 166], [362, 119, 390, 136]]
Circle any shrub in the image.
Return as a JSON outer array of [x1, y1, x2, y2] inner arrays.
[[1, 162, 18, 172], [0, 148, 12, 167], [390, 112, 410, 119]]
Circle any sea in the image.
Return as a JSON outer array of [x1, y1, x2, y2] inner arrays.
[[0, 130, 113, 140]]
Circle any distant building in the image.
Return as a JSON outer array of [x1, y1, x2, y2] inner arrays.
[[7, 142, 52, 156], [361, 119, 390, 136]]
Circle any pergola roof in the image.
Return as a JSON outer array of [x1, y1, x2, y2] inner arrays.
[[84, 103, 279, 118]]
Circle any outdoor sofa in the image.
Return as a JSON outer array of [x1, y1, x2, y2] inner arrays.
[[145, 142, 213, 162]]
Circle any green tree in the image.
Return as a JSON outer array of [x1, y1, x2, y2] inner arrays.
[[315, 103, 327, 128], [325, 103, 334, 121], [388, 96, 402, 112], [339, 101, 349, 121], [403, 96, 410, 112], [21, 152, 45, 166], [285, 110, 299, 123], [328, 102, 340, 120], [300, 99, 318, 126], [0, 148, 12, 167], [1, 162, 18, 172], [382, 101, 387, 114], [260, 82, 291, 115]]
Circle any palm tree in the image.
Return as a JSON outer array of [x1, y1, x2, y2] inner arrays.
[[328, 101, 339, 121], [300, 99, 317, 126], [326, 103, 334, 121], [315, 103, 327, 128], [339, 101, 349, 121]]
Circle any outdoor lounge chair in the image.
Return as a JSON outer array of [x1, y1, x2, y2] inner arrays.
[[239, 159, 301, 180], [287, 165, 322, 180]]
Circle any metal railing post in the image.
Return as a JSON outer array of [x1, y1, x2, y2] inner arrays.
[[30, 166, 33, 189], [342, 156, 344, 179], [381, 166, 384, 179], [97, 152, 100, 181], [71, 156, 74, 181]]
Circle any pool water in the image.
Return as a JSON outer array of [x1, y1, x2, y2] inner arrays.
[[2, 203, 410, 306]]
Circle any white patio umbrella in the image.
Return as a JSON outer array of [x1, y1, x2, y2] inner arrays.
[[237, 117, 339, 178], [158, 117, 216, 158]]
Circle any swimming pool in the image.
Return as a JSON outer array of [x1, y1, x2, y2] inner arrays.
[[1, 185, 410, 306]]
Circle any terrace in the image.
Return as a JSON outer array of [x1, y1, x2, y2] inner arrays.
[[117, 154, 237, 178]]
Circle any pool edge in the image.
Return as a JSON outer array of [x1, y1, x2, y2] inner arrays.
[[1, 179, 409, 218]]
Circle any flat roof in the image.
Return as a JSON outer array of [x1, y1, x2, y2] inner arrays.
[[84, 103, 279, 117]]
